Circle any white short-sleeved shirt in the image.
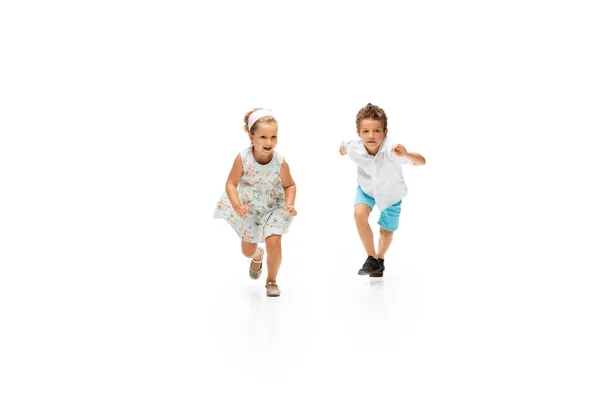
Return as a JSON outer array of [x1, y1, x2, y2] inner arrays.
[[343, 137, 414, 210]]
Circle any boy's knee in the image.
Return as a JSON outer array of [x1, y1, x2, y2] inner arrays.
[[379, 227, 394, 238], [354, 206, 371, 223]]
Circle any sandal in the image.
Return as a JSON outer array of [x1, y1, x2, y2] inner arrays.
[[265, 281, 280, 297], [249, 246, 264, 280]]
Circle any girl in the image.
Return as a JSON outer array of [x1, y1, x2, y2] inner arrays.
[[213, 108, 297, 297]]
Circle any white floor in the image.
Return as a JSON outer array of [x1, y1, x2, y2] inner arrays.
[[3, 204, 598, 399]]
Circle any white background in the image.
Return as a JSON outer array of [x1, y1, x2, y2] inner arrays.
[[1, 1, 599, 399]]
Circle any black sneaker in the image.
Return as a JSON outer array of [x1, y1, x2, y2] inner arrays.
[[358, 256, 380, 275], [369, 258, 385, 277]]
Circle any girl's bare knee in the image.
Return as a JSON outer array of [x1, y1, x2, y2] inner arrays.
[[241, 242, 257, 258], [265, 235, 281, 253]]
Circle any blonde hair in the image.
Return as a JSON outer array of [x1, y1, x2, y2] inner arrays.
[[243, 108, 278, 135]]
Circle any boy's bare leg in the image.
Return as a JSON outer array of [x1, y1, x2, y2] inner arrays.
[[354, 204, 377, 257], [376, 227, 394, 260]]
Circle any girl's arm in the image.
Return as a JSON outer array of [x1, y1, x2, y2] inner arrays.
[[279, 160, 297, 216], [226, 155, 252, 216]]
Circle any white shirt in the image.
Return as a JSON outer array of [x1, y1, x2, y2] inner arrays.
[[343, 136, 414, 210]]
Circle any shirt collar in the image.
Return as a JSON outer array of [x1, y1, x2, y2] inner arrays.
[[377, 136, 389, 155], [364, 136, 388, 157]]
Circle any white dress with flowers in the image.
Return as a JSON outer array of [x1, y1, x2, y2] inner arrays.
[[213, 147, 294, 243]]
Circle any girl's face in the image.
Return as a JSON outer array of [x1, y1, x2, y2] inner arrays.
[[250, 122, 278, 158], [357, 118, 387, 155]]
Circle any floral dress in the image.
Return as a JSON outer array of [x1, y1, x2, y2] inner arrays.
[[213, 147, 294, 243]]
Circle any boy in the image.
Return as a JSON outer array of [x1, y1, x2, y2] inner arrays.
[[340, 103, 426, 277]]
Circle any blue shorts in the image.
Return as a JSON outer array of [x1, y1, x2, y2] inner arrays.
[[354, 186, 402, 232]]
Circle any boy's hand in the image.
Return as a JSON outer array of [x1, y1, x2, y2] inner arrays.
[[392, 144, 408, 157], [339, 141, 347, 156], [284, 204, 297, 216], [234, 203, 252, 217]]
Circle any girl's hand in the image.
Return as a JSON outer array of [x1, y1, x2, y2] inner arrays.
[[234, 203, 252, 217], [392, 144, 408, 157], [284, 204, 297, 216], [339, 141, 347, 156]]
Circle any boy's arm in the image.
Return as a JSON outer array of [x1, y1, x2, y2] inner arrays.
[[340, 140, 361, 159], [391, 144, 426, 166], [279, 160, 297, 216], [225, 155, 252, 216]]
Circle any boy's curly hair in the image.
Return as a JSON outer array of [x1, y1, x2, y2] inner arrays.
[[356, 103, 388, 131]]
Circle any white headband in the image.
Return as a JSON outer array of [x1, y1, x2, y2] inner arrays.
[[248, 109, 275, 131]]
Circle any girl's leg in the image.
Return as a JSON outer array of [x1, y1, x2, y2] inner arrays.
[[376, 227, 394, 259], [354, 204, 377, 257], [265, 234, 282, 288], [241, 241, 262, 271]]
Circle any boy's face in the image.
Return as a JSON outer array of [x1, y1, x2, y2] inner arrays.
[[250, 122, 279, 158], [357, 118, 387, 155]]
